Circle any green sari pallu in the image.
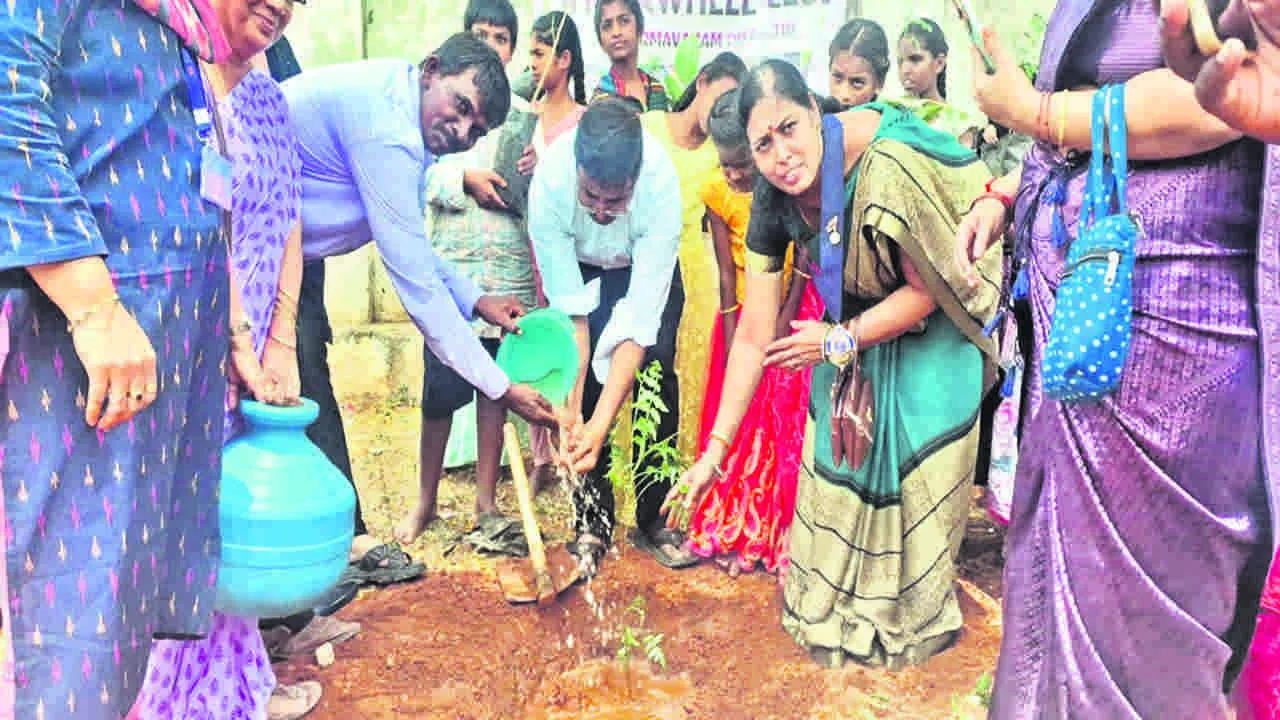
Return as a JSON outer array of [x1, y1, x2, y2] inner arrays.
[[782, 104, 1000, 669]]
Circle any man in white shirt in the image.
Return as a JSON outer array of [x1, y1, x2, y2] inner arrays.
[[529, 98, 698, 577]]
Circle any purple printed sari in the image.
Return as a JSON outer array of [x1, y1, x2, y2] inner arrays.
[[991, 0, 1280, 717], [133, 68, 301, 720]]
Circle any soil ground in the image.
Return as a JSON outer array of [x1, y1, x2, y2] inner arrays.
[[277, 400, 1006, 719]]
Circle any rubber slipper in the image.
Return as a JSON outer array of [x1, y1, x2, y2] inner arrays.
[[312, 573, 361, 619], [277, 615, 361, 657], [349, 544, 426, 586], [566, 534, 607, 580], [630, 527, 699, 570], [462, 514, 528, 557], [267, 680, 322, 720]]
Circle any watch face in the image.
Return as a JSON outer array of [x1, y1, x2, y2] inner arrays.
[[824, 329, 855, 357]]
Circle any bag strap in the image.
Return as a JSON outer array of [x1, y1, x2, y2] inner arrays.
[[1082, 86, 1109, 228], [1083, 84, 1130, 228], [1106, 84, 1129, 214]]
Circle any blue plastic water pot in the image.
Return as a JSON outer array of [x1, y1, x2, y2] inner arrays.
[[216, 398, 355, 617]]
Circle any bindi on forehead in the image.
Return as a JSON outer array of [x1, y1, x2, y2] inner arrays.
[[745, 97, 793, 141]]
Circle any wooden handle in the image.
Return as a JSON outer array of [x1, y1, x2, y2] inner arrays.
[[504, 423, 549, 577]]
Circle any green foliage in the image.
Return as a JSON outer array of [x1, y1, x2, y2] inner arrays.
[[948, 672, 994, 719], [606, 360, 686, 500], [973, 671, 994, 706], [640, 34, 703, 102], [892, 97, 982, 137], [1014, 13, 1048, 83], [615, 596, 667, 673]]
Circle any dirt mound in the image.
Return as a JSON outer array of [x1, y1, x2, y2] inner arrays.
[[278, 534, 1002, 720]]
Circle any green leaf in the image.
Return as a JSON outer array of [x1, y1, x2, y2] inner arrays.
[[626, 596, 646, 616], [673, 35, 701, 87], [664, 75, 685, 102], [644, 634, 667, 669], [974, 672, 994, 706], [634, 417, 656, 439]]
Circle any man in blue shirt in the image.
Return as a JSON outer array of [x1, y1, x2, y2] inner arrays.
[[529, 99, 696, 577], [282, 33, 557, 568]]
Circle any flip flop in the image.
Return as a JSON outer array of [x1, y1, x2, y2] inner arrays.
[[630, 527, 700, 570], [267, 681, 322, 720], [351, 544, 426, 586], [462, 513, 529, 557], [313, 572, 361, 618], [566, 534, 608, 580], [277, 615, 361, 658]]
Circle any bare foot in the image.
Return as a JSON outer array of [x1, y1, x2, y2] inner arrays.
[[348, 534, 381, 563], [530, 464, 559, 496], [393, 505, 438, 545]]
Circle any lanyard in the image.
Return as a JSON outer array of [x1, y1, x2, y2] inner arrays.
[[180, 48, 214, 145], [814, 114, 846, 323]]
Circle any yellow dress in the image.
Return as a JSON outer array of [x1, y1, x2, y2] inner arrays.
[[698, 171, 796, 304], [641, 111, 721, 462]]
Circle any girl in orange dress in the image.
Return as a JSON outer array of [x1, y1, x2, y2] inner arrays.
[[689, 89, 820, 575]]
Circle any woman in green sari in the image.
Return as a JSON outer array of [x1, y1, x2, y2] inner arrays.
[[664, 59, 1003, 668]]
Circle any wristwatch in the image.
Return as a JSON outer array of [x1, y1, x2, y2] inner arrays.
[[822, 323, 856, 368]]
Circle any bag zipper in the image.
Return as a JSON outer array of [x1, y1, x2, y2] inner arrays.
[[1060, 248, 1122, 287]]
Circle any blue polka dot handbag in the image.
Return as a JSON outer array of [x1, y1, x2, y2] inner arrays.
[[1042, 84, 1140, 402]]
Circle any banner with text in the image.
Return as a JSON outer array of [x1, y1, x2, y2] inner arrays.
[[532, 0, 847, 93]]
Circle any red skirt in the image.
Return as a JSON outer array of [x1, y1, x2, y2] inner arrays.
[[689, 282, 823, 575]]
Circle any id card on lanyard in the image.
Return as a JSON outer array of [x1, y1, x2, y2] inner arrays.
[[181, 49, 233, 211]]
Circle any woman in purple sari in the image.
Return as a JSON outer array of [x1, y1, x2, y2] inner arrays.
[[130, 0, 316, 716], [957, 0, 1278, 716]]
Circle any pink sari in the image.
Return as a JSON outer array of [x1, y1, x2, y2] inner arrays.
[[1236, 554, 1280, 719]]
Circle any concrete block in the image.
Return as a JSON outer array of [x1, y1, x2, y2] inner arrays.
[[323, 246, 375, 329], [370, 258, 411, 324], [328, 322, 425, 405]]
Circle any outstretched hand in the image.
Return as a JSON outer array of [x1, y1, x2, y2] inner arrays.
[[1160, 0, 1280, 142], [660, 457, 719, 531]]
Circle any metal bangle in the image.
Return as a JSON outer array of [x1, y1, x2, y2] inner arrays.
[[709, 430, 733, 449]]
